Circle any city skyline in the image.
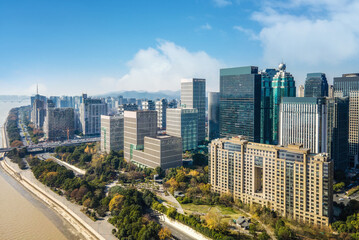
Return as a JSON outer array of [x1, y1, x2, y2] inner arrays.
[[2, 0, 359, 96]]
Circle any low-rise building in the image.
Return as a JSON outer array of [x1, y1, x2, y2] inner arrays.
[[132, 135, 182, 169]]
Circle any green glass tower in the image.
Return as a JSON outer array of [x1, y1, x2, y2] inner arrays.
[[271, 63, 296, 144]]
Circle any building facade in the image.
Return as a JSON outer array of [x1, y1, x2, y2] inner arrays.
[[271, 64, 296, 144], [166, 108, 198, 151], [132, 135, 182, 169], [44, 107, 75, 141], [326, 97, 349, 170], [124, 110, 157, 162], [79, 94, 108, 136], [220, 66, 261, 142], [349, 91, 359, 167], [279, 97, 327, 154], [209, 137, 333, 226], [156, 98, 168, 130], [181, 78, 206, 143], [304, 73, 328, 98], [298, 85, 305, 97], [31, 98, 46, 129], [142, 100, 156, 110], [208, 92, 220, 141], [334, 73, 359, 97], [100, 115, 124, 153]]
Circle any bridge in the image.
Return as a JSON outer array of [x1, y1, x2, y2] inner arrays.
[[0, 137, 100, 153]]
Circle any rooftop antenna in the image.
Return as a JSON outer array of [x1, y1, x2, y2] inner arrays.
[[36, 84, 39, 95]]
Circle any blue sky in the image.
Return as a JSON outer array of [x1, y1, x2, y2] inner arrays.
[[1, 0, 359, 96]]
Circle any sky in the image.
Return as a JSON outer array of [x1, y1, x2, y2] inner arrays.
[[1, 0, 359, 96]]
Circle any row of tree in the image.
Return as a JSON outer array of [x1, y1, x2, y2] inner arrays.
[[6, 108, 23, 147]]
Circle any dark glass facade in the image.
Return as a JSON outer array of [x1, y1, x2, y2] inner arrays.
[[326, 97, 349, 170], [333, 73, 359, 96], [220, 66, 261, 142], [304, 73, 328, 97], [208, 92, 220, 140], [260, 71, 273, 144]]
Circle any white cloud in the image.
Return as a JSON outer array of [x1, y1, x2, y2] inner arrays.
[[252, 1, 359, 66], [213, 0, 232, 7], [233, 26, 258, 40], [116, 40, 223, 92], [201, 23, 212, 30]]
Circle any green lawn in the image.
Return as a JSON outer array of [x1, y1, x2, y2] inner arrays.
[[181, 203, 246, 223]]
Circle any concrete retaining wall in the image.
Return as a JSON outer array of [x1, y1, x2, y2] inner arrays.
[[159, 213, 212, 240]]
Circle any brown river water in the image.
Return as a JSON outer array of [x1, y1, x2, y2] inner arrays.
[[0, 100, 80, 240]]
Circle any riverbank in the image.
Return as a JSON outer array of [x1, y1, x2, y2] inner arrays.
[[1, 117, 116, 240]]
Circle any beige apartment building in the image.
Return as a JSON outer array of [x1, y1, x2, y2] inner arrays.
[[209, 136, 333, 226]]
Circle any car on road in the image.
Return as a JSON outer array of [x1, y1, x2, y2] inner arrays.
[[339, 198, 344, 201]]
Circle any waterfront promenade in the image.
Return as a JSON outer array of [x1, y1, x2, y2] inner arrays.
[[1, 119, 117, 240]]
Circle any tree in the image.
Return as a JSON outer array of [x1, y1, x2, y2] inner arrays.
[[158, 227, 171, 240], [258, 232, 270, 240], [249, 223, 257, 238], [109, 194, 125, 212], [204, 211, 222, 230], [334, 182, 345, 192], [166, 207, 177, 219]]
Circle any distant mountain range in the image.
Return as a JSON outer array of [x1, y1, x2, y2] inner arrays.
[[96, 90, 181, 100]]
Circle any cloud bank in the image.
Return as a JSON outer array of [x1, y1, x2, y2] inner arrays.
[[252, 0, 359, 66], [115, 40, 222, 92]]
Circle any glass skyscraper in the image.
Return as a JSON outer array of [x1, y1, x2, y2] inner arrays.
[[326, 97, 349, 170], [219, 66, 261, 142], [271, 63, 296, 144], [181, 78, 206, 143], [334, 73, 359, 96], [208, 92, 220, 141], [304, 73, 328, 97]]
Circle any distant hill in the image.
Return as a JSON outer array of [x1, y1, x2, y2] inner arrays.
[[96, 90, 180, 100]]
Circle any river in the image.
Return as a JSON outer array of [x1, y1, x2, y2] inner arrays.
[[0, 99, 82, 240]]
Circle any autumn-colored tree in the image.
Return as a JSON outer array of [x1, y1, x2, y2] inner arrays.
[[109, 194, 125, 212], [83, 198, 91, 208], [199, 183, 211, 194], [10, 140, 23, 147], [158, 227, 172, 240], [204, 211, 222, 230], [188, 169, 199, 177]]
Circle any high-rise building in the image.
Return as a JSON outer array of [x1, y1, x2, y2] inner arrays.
[[209, 136, 333, 226], [260, 70, 273, 144], [271, 63, 296, 144], [44, 107, 75, 141], [166, 108, 198, 151], [304, 73, 328, 97], [298, 85, 305, 97], [220, 66, 261, 142], [334, 73, 359, 97], [156, 98, 168, 130], [279, 97, 327, 154], [118, 103, 138, 115], [326, 97, 349, 170], [208, 92, 220, 141], [124, 110, 157, 162], [328, 85, 334, 98], [31, 98, 46, 129], [349, 91, 359, 167], [219, 66, 261, 142], [101, 115, 124, 153], [132, 135, 182, 169], [142, 100, 156, 110], [168, 99, 178, 108], [181, 78, 206, 143], [79, 94, 108, 136]]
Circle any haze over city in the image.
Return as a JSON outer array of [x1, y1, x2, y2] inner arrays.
[[1, 0, 359, 96]]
